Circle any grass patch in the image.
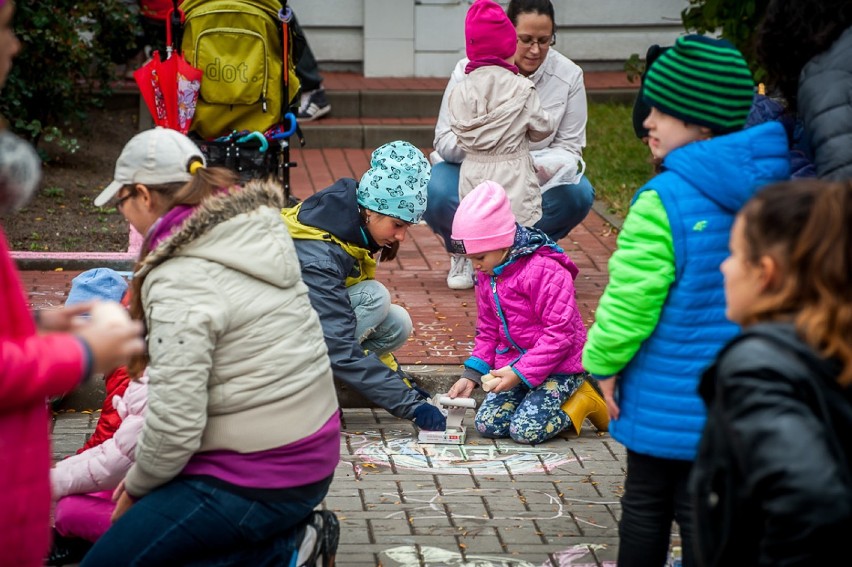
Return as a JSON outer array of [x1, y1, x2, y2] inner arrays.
[[584, 102, 654, 218], [43, 186, 65, 199]]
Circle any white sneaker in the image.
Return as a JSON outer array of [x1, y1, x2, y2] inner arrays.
[[446, 254, 474, 290]]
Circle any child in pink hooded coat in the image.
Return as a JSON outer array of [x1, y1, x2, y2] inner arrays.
[[446, 181, 607, 444]]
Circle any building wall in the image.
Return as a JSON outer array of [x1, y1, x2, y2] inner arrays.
[[288, 0, 690, 77]]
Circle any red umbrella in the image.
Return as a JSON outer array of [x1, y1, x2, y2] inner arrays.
[[133, 8, 202, 134], [134, 51, 168, 127]]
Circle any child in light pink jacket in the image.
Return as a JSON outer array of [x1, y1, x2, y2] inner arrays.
[[48, 374, 147, 563], [449, 0, 554, 227]]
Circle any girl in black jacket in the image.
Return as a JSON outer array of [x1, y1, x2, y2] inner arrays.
[[690, 179, 852, 566]]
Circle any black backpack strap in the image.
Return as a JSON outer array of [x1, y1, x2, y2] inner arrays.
[[169, 0, 183, 51]]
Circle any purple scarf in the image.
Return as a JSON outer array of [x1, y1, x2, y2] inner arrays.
[[465, 56, 519, 75], [143, 204, 196, 254]]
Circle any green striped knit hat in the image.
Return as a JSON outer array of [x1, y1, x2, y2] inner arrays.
[[642, 35, 754, 134]]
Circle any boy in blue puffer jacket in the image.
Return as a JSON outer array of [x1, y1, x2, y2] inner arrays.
[[582, 35, 791, 567]]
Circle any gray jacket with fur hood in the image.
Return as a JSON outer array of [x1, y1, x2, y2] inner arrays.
[[124, 180, 338, 498]]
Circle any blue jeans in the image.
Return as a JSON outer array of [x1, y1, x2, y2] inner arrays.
[[348, 280, 412, 355], [474, 373, 584, 445], [423, 161, 596, 252], [80, 477, 329, 567], [618, 450, 696, 567]]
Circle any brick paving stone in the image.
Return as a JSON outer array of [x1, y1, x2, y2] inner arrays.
[[499, 526, 548, 546], [457, 533, 505, 553], [433, 476, 480, 490], [370, 518, 416, 537]]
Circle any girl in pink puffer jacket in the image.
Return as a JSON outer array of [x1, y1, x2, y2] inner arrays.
[[446, 181, 608, 444]]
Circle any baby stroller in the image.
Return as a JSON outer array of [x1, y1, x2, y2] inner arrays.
[[147, 0, 304, 198]]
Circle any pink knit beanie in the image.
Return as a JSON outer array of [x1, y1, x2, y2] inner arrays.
[[465, 0, 517, 63], [450, 180, 517, 254]]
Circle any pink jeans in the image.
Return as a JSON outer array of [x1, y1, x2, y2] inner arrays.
[[54, 490, 115, 542]]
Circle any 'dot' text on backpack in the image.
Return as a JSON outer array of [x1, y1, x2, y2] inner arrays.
[[180, 0, 300, 139]]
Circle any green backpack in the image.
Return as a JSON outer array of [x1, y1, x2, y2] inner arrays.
[[180, 0, 300, 139]]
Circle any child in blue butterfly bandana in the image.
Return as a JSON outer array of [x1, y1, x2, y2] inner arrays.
[[281, 140, 447, 432]]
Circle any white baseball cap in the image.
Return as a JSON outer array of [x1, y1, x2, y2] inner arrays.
[[94, 127, 205, 207]]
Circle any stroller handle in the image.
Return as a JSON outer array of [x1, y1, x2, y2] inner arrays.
[[269, 113, 298, 141]]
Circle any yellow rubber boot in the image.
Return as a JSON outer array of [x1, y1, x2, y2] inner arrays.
[[561, 381, 610, 435]]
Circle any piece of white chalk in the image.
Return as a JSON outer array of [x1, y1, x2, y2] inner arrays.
[[481, 373, 498, 392], [437, 396, 476, 408]]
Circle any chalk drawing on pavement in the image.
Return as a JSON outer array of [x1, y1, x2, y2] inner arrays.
[[382, 487, 565, 522], [379, 544, 615, 567], [380, 545, 535, 567], [550, 544, 616, 567], [354, 433, 573, 475], [380, 487, 617, 525]]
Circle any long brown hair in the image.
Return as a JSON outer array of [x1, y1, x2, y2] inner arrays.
[[127, 166, 238, 377], [738, 179, 852, 385]]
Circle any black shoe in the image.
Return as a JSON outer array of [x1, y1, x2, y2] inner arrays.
[[46, 530, 93, 566], [294, 510, 339, 567], [296, 89, 331, 121]]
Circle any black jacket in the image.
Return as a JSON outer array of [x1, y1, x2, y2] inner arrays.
[[690, 323, 852, 566], [798, 26, 852, 180]]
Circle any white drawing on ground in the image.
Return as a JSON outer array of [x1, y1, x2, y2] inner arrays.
[[380, 487, 618, 527], [550, 544, 616, 567], [379, 544, 615, 567], [381, 545, 535, 566], [382, 487, 566, 522], [354, 433, 574, 475]]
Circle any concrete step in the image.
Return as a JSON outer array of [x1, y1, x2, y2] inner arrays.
[[298, 117, 436, 149], [119, 68, 638, 147], [323, 90, 442, 119], [321, 87, 637, 119], [296, 89, 637, 149]]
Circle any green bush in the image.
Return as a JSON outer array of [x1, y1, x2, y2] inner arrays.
[[681, 0, 770, 78], [0, 1, 141, 152]]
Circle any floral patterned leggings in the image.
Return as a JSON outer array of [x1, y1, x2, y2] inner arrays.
[[474, 373, 586, 445]]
